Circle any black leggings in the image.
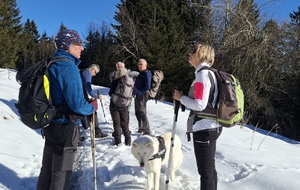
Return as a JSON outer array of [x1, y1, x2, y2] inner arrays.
[[193, 129, 222, 190]]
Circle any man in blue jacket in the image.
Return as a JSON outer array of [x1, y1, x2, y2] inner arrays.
[[80, 64, 108, 138], [37, 29, 95, 190], [132, 58, 152, 135]]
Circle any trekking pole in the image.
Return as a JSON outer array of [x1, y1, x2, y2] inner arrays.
[[165, 98, 181, 190], [89, 112, 97, 190], [97, 91, 108, 123]]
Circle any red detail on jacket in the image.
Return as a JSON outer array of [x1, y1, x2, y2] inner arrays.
[[194, 82, 204, 100]]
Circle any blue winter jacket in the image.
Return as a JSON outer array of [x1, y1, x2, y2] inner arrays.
[[48, 49, 94, 123], [80, 68, 97, 99], [133, 70, 152, 97]]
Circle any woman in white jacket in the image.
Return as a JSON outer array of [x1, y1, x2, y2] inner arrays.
[[174, 44, 222, 190]]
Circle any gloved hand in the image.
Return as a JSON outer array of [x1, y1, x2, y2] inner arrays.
[[132, 87, 138, 95], [89, 99, 98, 111], [81, 116, 89, 130]]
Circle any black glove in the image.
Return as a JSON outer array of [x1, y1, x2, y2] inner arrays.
[[132, 87, 138, 95], [81, 116, 89, 130]]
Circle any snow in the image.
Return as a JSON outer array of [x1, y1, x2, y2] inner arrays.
[[0, 68, 300, 190]]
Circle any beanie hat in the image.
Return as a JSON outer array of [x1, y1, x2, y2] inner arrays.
[[54, 29, 83, 50]]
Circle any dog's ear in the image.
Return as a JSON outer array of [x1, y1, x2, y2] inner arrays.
[[132, 142, 138, 148]]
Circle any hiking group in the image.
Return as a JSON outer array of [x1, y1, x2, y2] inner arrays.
[[16, 28, 243, 190]]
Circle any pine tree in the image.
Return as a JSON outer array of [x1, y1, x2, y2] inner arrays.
[[81, 23, 115, 86], [289, 6, 300, 44], [0, 0, 22, 68], [112, 0, 201, 100], [58, 22, 68, 31], [36, 31, 56, 61], [15, 19, 40, 70]]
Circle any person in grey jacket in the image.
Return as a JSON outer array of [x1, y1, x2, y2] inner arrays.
[[36, 29, 95, 190], [174, 44, 222, 190], [109, 61, 139, 83], [108, 68, 132, 146]]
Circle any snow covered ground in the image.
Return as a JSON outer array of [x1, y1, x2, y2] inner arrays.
[[0, 68, 300, 190]]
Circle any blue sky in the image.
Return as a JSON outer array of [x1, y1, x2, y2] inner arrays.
[[16, 0, 120, 37], [16, 0, 299, 38]]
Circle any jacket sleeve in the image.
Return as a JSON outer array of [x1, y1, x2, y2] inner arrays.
[[59, 65, 94, 116], [128, 69, 139, 80], [109, 71, 116, 83], [180, 70, 213, 111], [109, 79, 118, 96], [82, 70, 97, 99]]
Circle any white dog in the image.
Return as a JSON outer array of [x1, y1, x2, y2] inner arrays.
[[131, 132, 183, 190]]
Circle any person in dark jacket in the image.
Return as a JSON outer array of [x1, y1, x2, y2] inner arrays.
[[132, 58, 152, 135], [80, 64, 108, 138], [108, 67, 132, 146], [36, 29, 95, 190], [174, 44, 222, 190]]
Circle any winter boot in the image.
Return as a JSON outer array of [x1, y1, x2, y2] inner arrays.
[[79, 136, 85, 142], [125, 136, 131, 146], [114, 138, 121, 146], [95, 132, 108, 138]]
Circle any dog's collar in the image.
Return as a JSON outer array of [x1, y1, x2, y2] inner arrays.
[[148, 136, 166, 161]]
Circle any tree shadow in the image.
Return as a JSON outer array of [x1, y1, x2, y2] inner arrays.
[[0, 98, 42, 136], [0, 163, 38, 190], [244, 125, 300, 145], [0, 98, 19, 116]]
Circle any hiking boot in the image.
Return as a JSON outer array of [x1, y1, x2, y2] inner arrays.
[[95, 132, 108, 138], [136, 130, 143, 133], [114, 138, 121, 146], [78, 136, 85, 142], [144, 131, 151, 136], [125, 136, 131, 146]]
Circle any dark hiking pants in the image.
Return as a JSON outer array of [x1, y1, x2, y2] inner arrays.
[[193, 128, 222, 190], [109, 103, 131, 140], [37, 122, 79, 190], [134, 94, 150, 134]]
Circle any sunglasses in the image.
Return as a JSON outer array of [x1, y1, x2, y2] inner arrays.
[[191, 48, 197, 54], [71, 42, 82, 46], [93, 68, 99, 75]]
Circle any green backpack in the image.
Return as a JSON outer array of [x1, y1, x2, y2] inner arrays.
[[198, 67, 244, 127]]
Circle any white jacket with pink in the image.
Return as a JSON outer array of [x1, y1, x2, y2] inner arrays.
[[180, 62, 222, 132]]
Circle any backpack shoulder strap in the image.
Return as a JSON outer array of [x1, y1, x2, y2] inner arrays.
[[47, 57, 72, 67], [197, 66, 217, 109], [197, 66, 216, 73]]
